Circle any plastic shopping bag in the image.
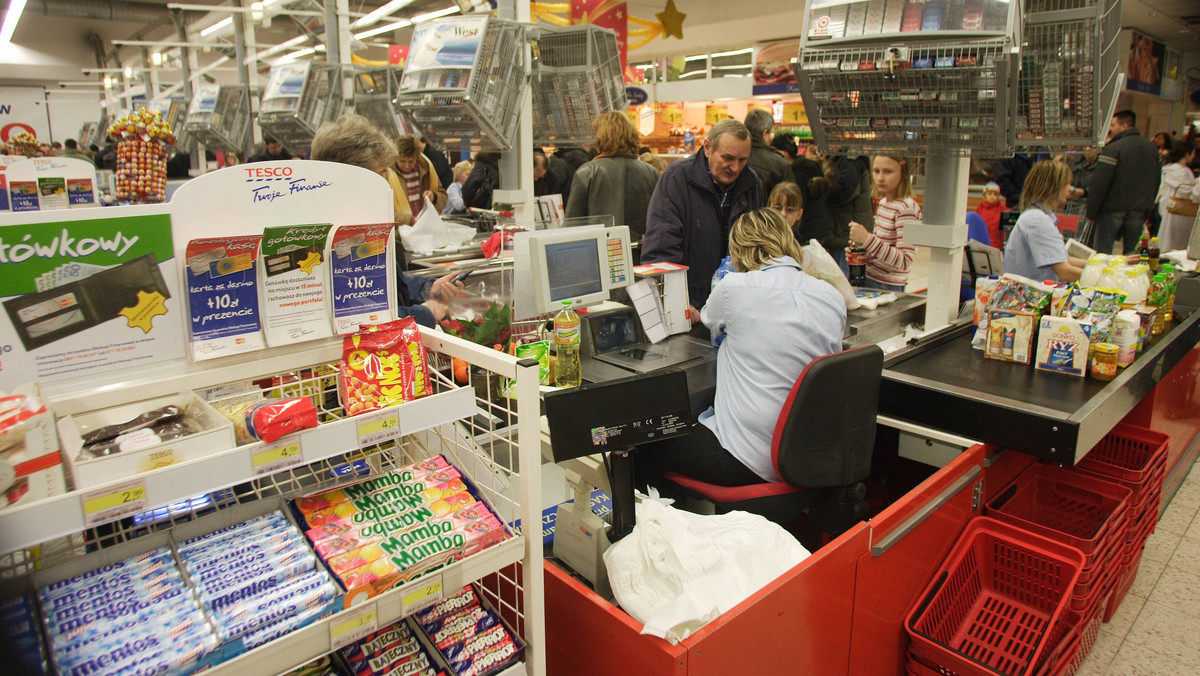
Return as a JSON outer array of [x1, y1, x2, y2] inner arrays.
[[397, 197, 475, 254], [801, 239, 861, 310], [603, 495, 810, 644]]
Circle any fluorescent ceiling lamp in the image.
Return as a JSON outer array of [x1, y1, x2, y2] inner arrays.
[[711, 48, 752, 58], [412, 6, 459, 23], [200, 17, 232, 37], [351, 0, 417, 29], [151, 51, 163, 66], [354, 18, 411, 40], [0, 0, 28, 44], [254, 34, 308, 61]]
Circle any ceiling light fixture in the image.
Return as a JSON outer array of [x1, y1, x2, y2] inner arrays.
[[200, 17, 232, 37], [351, 0, 417, 29], [354, 18, 412, 40], [0, 0, 28, 44], [412, 6, 460, 23]]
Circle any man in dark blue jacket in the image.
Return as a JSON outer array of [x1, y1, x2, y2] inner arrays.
[[1086, 110, 1161, 254], [642, 119, 762, 311]]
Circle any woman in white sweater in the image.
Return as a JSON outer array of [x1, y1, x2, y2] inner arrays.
[[1158, 143, 1199, 252]]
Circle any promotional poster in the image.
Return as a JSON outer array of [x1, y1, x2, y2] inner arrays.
[[259, 223, 334, 346], [186, 235, 265, 360], [329, 223, 396, 334]]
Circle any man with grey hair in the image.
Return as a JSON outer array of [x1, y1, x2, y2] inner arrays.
[[744, 108, 791, 197], [643, 118, 762, 309]]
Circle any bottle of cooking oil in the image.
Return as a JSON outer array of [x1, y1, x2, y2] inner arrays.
[[554, 301, 581, 388]]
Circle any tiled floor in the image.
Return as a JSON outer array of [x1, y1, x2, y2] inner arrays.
[[1075, 461, 1200, 675]]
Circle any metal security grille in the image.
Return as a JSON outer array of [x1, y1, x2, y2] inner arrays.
[[531, 24, 628, 144], [796, 38, 1016, 156], [397, 17, 529, 153], [1015, 0, 1122, 150]]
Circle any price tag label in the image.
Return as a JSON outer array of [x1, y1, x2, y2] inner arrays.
[[400, 574, 444, 616], [357, 411, 400, 447], [782, 102, 808, 125], [80, 479, 148, 528], [251, 440, 303, 477], [329, 602, 378, 650]]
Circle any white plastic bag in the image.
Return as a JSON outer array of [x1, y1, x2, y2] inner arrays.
[[603, 496, 810, 644], [397, 197, 475, 254], [801, 239, 861, 310]]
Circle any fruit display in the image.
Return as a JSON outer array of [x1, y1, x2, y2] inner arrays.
[[107, 108, 176, 204], [7, 131, 41, 158]]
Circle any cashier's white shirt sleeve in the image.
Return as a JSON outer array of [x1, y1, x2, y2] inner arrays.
[[698, 257, 847, 483], [1004, 208, 1068, 283]]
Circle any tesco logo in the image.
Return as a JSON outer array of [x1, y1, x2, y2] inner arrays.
[[245, 166, 293, 178]]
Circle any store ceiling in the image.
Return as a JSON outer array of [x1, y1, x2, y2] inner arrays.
[[1122, 0, 1200, 52]]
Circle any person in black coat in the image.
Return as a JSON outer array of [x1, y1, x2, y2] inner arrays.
[[547, 145, 590, 201], [461, 152, 500, 210], [790, 147, 838, 259], [416, 134, 453, 188]]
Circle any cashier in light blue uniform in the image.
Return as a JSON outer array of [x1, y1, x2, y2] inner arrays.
[[1003, 160, 1086, 283], [634, 208, 846, 490]]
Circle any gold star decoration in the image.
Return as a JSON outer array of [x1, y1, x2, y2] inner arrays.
[[656, 0, 686, 40], [119, 290, 168, 333]]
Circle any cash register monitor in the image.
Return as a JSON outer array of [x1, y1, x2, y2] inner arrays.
[[512, 225, 633, 320]]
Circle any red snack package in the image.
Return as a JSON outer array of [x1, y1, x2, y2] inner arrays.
[[340, 317, 431, 417], [245, 397, 318, 442]]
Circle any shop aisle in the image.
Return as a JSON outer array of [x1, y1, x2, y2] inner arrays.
[[1076, 462, 1200, 675]]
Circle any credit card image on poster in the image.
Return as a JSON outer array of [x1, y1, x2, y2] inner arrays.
[[329, 223, 395, 335], [185, 235, 265, 361], [3, 254, 171, 351], [259, 224, 334, 346]]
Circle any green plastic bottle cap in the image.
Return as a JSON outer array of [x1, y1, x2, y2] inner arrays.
[[562, 300, 572, 308]]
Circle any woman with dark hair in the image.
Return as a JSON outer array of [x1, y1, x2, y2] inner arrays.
[[791, 144, 839, 260]]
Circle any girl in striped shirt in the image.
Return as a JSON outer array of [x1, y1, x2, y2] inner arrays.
[[848, 155, 919, 292]]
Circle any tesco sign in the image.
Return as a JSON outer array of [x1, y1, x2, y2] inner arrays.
[[245, 166, 293, 178]]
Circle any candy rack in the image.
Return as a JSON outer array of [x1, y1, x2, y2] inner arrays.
[[184, 84, 251, 154], [531, 24, 627, 145], [396, 16, 529, 153], [354, 65, 408, 138], [259, 61, 345, 155]]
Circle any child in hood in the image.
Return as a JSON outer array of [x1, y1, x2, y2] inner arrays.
[[975, 181, 1009, 248]]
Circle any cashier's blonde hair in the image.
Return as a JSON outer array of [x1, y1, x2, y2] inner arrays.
[[729, 208, 805, 273], [1019, 160, 1073, 212]]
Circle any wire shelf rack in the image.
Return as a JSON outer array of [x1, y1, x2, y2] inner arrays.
[[149, 98, 193, 151], [184, 84, 251, 154], [259, 62, 345, 155], [1015, 0, 1122, 150], [396, 16, 529, 153], [0, 335, 544, 675], [531, 24, 628, 144], [354, 65, 408, 139]]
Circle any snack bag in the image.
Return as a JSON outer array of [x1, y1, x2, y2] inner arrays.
[[339, 318, 431, 416]]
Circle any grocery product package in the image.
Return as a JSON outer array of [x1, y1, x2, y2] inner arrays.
[[603, 495, 810, 645], [801, 239, 861, 310], [0, 382, 66, 511], [339, 318, 432, 416]]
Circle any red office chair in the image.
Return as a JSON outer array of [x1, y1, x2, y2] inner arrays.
[[664, 344, 884, 536]]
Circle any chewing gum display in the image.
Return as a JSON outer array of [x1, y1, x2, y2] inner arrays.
[[339, 318, 432, 416], [330, 223, 396, 334], [299, 470, 465, 529], [325, 506, 504, 577], [295, 456, 455, 515]]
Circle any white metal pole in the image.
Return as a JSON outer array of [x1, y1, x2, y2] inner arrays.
[[493, 0, 535, 222], [913, 155, 970, 332]]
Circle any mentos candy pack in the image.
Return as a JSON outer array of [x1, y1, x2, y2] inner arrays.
[[176, 512, 290, 553]]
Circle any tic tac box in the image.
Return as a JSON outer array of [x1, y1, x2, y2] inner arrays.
[[1035, 316, 1092, 377], [57, 391, 235, 490], [984, 309, 1037, 365]]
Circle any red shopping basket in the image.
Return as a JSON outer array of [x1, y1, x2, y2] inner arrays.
[[1074, 424, 1168, 510], [906, 518, 1086, 676]]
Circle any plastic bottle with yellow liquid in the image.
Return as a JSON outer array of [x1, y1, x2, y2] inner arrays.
[[554, 301, 581, 388]]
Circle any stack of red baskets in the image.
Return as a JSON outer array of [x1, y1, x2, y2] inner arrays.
[[984, 463, 1132, 676], [1072, 423, 1170, 622], [904, 517, 1086, 676]]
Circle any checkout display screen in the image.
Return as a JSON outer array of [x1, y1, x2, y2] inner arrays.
[[545, 240, 603, 302]]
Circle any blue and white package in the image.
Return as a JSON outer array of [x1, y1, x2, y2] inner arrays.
[[182, 531, 307, 574], [46, 584, 194, 637], [239, 600, 337, 650], [57, 626, 218, 676], [52, 608, 209, 659], [41, 548, 174, 595], [189, 545, 314, 586], [214, 571, 333, 625], [177, 512, 289, 553], [40, 568, 184, 611]]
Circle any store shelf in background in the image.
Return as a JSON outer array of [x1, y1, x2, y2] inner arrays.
[[0, 383, 476, 554], [202, 538, 526, 676]]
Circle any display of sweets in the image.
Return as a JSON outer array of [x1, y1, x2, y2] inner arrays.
[[292, 456, 509, 596], [38, 547, 218, 676], [414, 586, 522, 676], [336, 618, 440, 676], [8, 131, 42, 158], [177, 510, 339, 652], [106, 108, 176, 204], [1, 595, 48, 674], [283, 654, 349, 676]]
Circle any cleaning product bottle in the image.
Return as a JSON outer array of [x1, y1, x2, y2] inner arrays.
[[554, 300, 581, 388]]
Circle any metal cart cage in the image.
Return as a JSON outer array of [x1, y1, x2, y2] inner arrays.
[[531, 24, 628, 145], [795, 0, 1022, 157], [396, 16, 529, 153], [259, 61, 345, 155], [354, 65, 408, 138], [184, 84, 251, 154], [1015, 0, 1123, 151], [149, 97, 193, 151]]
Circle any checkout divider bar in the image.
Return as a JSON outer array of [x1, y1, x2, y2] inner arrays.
[[870, 466, 982, 557]]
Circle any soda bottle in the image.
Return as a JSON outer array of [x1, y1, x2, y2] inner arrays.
[[1148, 236, 1160, 273], [848, 247, 868, 286], [554, 301, 581, 388]]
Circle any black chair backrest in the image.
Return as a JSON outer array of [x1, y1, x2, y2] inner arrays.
[[771, 344, 884, 488]]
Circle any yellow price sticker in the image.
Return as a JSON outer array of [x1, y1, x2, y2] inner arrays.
[[782, 102, 808, 125], [401, 575, 445, 616], [329, 602, 378, 650], [705, 105, 729, 125], [251, 441, 303, 476], [357, 412, 400, 447], [661, 105, 683, 125], [80, 479, 148, 528]]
